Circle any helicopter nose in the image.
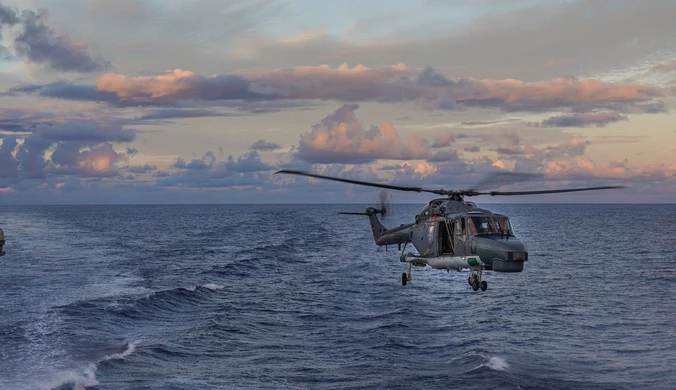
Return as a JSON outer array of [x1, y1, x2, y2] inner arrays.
[[473, 237, 528, 272]]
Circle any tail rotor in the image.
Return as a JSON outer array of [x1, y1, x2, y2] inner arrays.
[[336, 189, 395, 220], [374, 189, 394, 221]]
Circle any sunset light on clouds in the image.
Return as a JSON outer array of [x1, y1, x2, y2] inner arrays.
[[0, 0, 675, 204]]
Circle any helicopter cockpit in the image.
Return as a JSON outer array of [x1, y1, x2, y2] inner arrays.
[[493, 215, 515, 237], [467, 214, 515, 237], [468, 216, 496, 235]]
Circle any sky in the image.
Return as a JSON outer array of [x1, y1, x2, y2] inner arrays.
[[0, 0, 675, 205]]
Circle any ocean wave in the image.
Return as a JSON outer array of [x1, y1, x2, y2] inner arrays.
[[14, 340, 139, 390]]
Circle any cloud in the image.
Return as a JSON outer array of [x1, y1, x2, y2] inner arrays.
[[293, 104, 429, 164], [1, 2, 110, 72], [455, 76, 662, 112], [430, 132, 455, 148], [495, 136, 590, 159], [0, 2, 20, 56], [133, 109, 237, 121], [0, 84, 44, 97], [0, 107, 55, 132], [460, 119, 519, 127], [220, 0, 676, 83], [47, 143, 129, 178], [650, 60, 676, 73], [539, 111, 629, 128], [0, 117, 138, 181], [128, 164, 156, 174], [427, 149, 461, 163], [158, 150, 274, 188], [32, 120, 136, 143], [5, 63, 666, 115], [0, 136, 19, 178], [250, 139, 282, 151]]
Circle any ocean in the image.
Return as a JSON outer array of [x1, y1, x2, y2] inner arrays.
[[0, 203, 675, 389]]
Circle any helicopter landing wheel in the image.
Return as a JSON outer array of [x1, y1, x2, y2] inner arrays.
[[480, 281, 488, 291], [471, 280, 480, 291], [401, 272, 407, 286]]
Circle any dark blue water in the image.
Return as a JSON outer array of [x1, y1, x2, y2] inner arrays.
[[1, 204, 675, 389]]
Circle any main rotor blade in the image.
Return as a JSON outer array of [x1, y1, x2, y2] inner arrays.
[[338, 212, 370, 215], [471, 171, 544, 191], [473, 185, 626, 196], [275, 169, 448, 195]]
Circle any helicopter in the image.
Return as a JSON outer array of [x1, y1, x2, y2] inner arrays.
[[274, 169, 625, 291]]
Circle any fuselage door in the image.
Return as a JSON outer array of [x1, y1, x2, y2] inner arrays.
[[455, 218, 467, 256]]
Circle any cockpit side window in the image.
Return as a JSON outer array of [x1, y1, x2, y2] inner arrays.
[[456, 218, 467, 240]]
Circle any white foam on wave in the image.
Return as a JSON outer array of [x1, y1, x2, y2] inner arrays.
[[181, 283, 224, 292], [98, 339, 139, 363], [202, 283, 224, 290], [19, 340, 140, 390], [486, 356, 510, 372]]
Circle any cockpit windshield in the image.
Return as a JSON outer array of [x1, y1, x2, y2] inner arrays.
[[494, 216, 515, 236], [468, 215, 515, 236], [468, 216, 497, 235]]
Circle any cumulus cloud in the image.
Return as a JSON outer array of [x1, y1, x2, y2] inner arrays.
[[0, 2, 110, 72], [294, 104, 429, 164], [430, 132, 455, 148], [0, 2, 19, 44], [0, 117, 138, 182], [158, 150, 274, 188], [47, 143, 129, 178]]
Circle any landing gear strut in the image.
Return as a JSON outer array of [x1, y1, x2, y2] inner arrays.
[[401, 263, 412, 286], [468, 269, 488, 292]]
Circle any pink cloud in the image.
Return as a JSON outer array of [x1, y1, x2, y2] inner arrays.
[[470, 78, 659, 106], [47, 143, 128, 178], [18, 63, 663, 117], [650, 60, 676, 72], [430, 132, 455, 148], [294, 104, 429, 164]]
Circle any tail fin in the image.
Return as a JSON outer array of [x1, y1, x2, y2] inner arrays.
[[365, 207, 388, 244], [338, 207, 414, 247], [338, 207, 387, 244]]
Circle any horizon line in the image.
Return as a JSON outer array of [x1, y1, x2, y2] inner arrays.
[[1, 202, 675, 206]]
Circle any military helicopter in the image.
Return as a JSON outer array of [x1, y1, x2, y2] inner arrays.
[[275, 169, 625, 291]]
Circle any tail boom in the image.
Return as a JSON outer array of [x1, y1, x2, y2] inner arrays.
[[364, 207, 413, 246]]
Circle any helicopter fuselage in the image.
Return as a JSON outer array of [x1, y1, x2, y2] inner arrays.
[[367, 198, 528, 272]]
